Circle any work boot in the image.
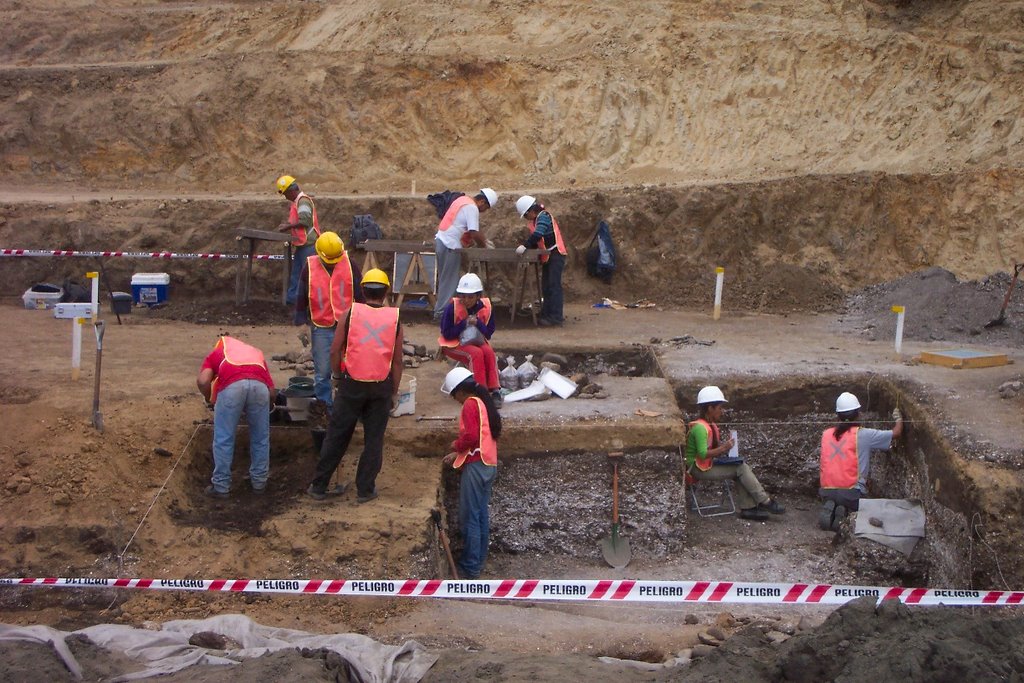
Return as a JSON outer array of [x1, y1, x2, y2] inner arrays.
[[758, 499, 786, 515], [819, 500, 836, 530], [738, 507, 769, 521], [204, 484, 228, 499], [832, 504, 849, 531], [307, 483, 346, 501], [357, 490, 378, 504]]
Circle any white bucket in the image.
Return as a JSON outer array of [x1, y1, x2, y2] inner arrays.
[[391, 377, 417, 417], [538, 367, 578, 399], [285, 395, 314, 421]]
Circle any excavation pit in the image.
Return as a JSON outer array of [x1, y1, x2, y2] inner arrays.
[[498, 346, 662, 378]]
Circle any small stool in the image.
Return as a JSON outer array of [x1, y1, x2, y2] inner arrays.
[[685, 472, 736, 518]]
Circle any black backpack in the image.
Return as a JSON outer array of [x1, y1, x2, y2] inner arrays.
[[350, 214, 383, 248]]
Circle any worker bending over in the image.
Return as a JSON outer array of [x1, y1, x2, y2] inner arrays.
[[685, 386, 784, 521], [441, 367, 502, 580], [438, 273, 503, 408], [432, 188, 498, 319], [308, 269, 402, 504], [197, 336, 276, 498], [294, 231, 364, 408], [819, 392, 904, 531]]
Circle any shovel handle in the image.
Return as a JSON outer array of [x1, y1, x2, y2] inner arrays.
[[611, 462, 619, 526]]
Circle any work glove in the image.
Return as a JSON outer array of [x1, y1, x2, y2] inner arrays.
[[485, 239, 496, 249], [292, 310, 308, 326], [466, 314, 478, 327], [515, 245, 527, 256], [892, 408, 902, 420]]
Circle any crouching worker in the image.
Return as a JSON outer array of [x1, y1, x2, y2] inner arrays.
[[819, 392, 904, 530], [441, 367, 501, 580], [685, 386, 785, 521], [196, 336, 277, 497], [438, 273, 503, 408], [308, 268, 402, 504]]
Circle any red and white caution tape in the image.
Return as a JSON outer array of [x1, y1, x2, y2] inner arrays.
[[0, 249, 284, 260], [4, 578, 1023, 607]]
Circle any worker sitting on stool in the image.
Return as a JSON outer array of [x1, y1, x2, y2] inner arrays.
[[438, 273, 503, 409], [819, 392, 904, 531], [685, 385, 785, 521]]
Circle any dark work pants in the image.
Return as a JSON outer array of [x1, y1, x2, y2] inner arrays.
[[311, 374, 393, 497], [541, 251, 565, 323]]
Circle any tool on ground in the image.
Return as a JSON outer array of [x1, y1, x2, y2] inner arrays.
[[91, 320, 105, 433], [430, 509, 459, 579], [416, 415, 452, 422], [985, 262, 1024, 328], [600, 451, 631, 568]]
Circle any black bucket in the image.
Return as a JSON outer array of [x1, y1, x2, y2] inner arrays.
[[311, 428, 326, 456]]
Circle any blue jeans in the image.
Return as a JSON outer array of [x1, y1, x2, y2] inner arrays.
[[458, 460, 497, 578], [541, 251, 565, 323], [286, 243, 316, 306], [211, 379, 271, 493], [310, 324, 336, 407]]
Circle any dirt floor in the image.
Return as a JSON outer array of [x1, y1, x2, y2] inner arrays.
[[3, 0, 1024, 679]]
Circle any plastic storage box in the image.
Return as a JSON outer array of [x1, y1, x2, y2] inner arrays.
[[111, 292, 133, 314], [22, 283, 63, 310], [131, 273, 170, 305]]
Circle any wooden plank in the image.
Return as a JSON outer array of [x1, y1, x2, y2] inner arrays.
[[236, 228, 292, 243], [463, 247, 545, 263], [360, 239, 433, 252], [918, 350, 1010, 369]]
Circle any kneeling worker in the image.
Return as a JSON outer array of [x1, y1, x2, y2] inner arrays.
[[819, 392, 903, 530], [308, 269, 403, 503], [685, 386, 785, 521], [438, 272, 503, 408]]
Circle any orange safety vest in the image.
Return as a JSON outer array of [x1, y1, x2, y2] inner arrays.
[[341, 303, 400, 382], [437, 297, 492, 348], [436, 195, 477, 247], [307, 254, 354, 328], [288, 191, 321, 247], [453, 395, 498, 468], [210, 336, 266, 404], [820, 427, 860, 490], [528, 210, 567, 263], [689, 418, 719, 472]]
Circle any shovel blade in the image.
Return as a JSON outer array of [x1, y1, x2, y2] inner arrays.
[[600, 530, 631, 569], [92, 412, 104, 434]]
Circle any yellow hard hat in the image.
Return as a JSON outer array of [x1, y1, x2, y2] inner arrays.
[[361, 268, 391, 288], [315, 231, 345, 265], [275, 175, 297, 194]]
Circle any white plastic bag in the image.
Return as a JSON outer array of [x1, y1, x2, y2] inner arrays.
[[499, 355, 520, 391], [516, 354, 539, 388]]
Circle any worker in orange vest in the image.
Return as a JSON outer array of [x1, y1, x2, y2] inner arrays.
[[437, 272, 503, 408], [276, 174, 322, 306], [684, 386, 784, 521], [819, 392, 904, 530], [294, 231, 364, 407], [441, 366, 502, 579], [431, 188, 498, 319], [515, 195, 567, 326], [196, 336, 277, 498], [308, 268, 403, 503]]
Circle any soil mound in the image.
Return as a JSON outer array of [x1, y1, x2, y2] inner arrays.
[[841, 267, 1024, 347]]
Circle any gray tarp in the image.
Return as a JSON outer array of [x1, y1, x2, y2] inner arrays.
[[854, 498, 926, 556], [0, 614, 437, 682]]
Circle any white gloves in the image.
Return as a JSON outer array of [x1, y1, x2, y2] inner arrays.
[[892, 408, 902, 420], [515, 245, 527, 255], [485, 239, 496, 249]]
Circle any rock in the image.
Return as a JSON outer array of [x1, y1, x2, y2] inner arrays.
[[4, 478, 18, 492], [570, 373, 589, 386], [592, 392, 609, 399], [577, 393, 592, 400], [539, 361, 561, 372], [797, 615, 816, 631], [868, 516, 884, 528], [706, 626, 727, 641], [714, 612, 737, 628], [684, 613, 699, 625], [414, 344, 427, 356], [16, 482, 32, 495], [153, 447, 174, 458], [16, 452, 32, 467], [530, 393, 551, 402], [540, 352, 568, 367], [766, 630, 790, 644], [776, 621, 797, 636], [697, 631, 720, 646], [691, 644, 717, 658], [54, 492, 72, 506], [402, 343, 417, 356], [189, 631, 242, 650]]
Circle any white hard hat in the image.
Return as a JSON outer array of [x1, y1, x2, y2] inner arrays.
[[835, 392, 861, 413], [456, 272, 484, 294], [516, 195, 537, 218], [441, 367, 474, 395], [480, 187, 498, 208], [696, 386, 727, 405]]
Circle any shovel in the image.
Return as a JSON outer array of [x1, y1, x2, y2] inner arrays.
[[91, 320, 105, 433], [985, 262, 1024, 328], [431, 509, 459, 579], [600, 452, 631, 569]]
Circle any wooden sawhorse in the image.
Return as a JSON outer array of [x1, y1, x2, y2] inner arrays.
[[235, 228, 293, 305]]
